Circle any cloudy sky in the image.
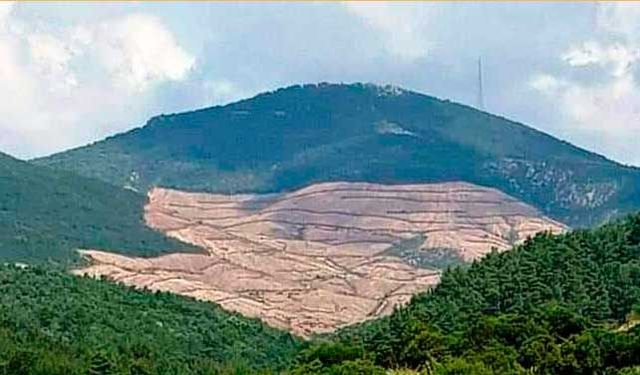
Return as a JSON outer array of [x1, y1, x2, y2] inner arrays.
[[1, 2, 640, 166]]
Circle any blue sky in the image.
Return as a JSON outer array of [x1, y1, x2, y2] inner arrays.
[[1, 2, 640, 166]]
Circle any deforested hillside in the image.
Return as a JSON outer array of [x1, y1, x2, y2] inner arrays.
[[288, 214, 640, 374], [0, 152, 194, 263], [75, 181, 564, 336], [36, 83, 640, 227]]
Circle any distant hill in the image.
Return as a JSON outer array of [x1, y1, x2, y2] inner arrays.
[[35, 82, 640, 227], [0, 152, 194, 263]]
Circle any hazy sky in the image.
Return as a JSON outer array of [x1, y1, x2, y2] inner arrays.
[[1, 2, 640, 166]]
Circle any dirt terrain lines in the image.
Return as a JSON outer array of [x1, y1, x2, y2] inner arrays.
[[76, 182, 565, 335]]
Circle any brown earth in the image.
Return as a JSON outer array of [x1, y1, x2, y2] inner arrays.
[[75, 181, 566, 336]]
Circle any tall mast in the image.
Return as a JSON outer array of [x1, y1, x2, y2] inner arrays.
[[477, 58, 485, 111]]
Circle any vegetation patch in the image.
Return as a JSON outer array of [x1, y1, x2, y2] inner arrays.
[[382, 234, 466, 270], [0, 265, 301, 374], [0, 152, 196, 265]]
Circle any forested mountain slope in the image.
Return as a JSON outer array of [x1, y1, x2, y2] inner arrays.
[[0, 152, 194, 263], [289, 214, 640, 374], [0, 265, 301, 374], [36, 83, 640, 227]]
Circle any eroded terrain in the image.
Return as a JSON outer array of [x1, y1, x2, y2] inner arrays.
[[76, 182, 566, 335]]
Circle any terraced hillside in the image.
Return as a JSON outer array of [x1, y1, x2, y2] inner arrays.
[[77, 181, 564, 335], [36, 83, 640, 227]]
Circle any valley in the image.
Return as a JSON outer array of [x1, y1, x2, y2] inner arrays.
[[76, 181, 564, 335]]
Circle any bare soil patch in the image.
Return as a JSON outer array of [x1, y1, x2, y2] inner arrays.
[[76, 182, 565, 336]]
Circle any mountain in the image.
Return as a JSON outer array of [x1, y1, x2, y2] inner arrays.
[[0, 151, 194, 263], [35, 83, 640, 227], [289, 214, 640, 374], [0, 264, 300, 374], [75, 181, 564, 336]]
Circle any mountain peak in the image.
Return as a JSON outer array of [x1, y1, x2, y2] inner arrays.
[[263, 82, 408, 95], [34, 83, 640, 227]]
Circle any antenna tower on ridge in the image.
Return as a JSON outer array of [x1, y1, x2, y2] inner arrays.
[[477, 58, 485, 111]]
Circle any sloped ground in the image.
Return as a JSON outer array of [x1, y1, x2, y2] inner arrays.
[[76, 182, 565, 335]]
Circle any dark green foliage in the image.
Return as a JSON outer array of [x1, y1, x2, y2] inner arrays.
[[288, 342, 385, 375], [36, 83, 640, 227], [0, 152, 195, 264], [383, 235, 466, 270], [0, 265, 301, 374], [291, 214, 640, 374]]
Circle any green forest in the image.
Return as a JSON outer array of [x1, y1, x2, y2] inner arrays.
[[1, 214, 640, 374], [0, 152, 195, 264], [0, 265, 301, 374]]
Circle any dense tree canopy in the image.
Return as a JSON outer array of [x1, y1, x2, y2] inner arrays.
[[0, 152, 195, 264], [0, 265, 301, 374], [289, 214, 640, 374]]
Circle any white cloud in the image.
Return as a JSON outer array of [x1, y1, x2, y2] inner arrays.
[[344, 2, 433, 61], [0, 9, 196, 158], [562, 41, 639, 78], [529, 74, 565, 95], [27, 33, 80, 92], [201, 79, 246, 105], [91, 14, 195, 92], [532, 74, 640, 164], [0, 2, 13, 22], [531, 3, 640, 164], [596, 3, 640, 38]]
